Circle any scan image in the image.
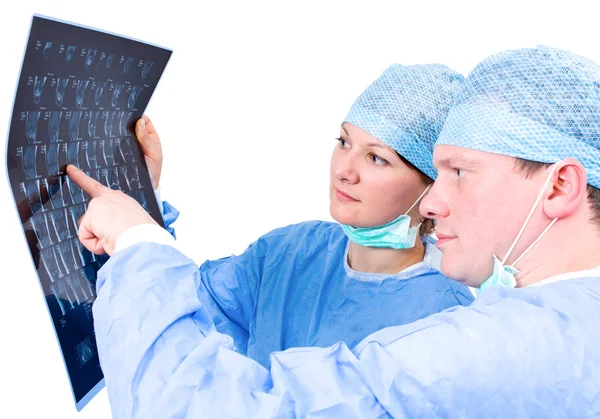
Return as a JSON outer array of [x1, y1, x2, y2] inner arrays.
[[6, 14, 171, 411]]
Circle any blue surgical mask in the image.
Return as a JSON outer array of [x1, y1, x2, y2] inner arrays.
[[341, 185, 431, 250], [477, 255, 518, 294], [477, 164, 559, 295]]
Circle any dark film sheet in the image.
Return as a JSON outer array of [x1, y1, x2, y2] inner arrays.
[[6, 14, 172, 411]]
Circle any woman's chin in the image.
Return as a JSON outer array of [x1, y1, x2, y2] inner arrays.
[[330, 207, 366, 227], [330, 208, 353, 226]]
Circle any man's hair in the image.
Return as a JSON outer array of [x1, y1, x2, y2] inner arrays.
[[513, 158, 600, 228], [396, 153, 435, 236]]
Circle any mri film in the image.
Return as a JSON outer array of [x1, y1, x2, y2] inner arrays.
[[6, 14, 171, 411]]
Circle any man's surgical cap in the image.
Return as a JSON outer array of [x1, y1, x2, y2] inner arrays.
[[344, 64, 465, 180], [437, 45, 600, 189]]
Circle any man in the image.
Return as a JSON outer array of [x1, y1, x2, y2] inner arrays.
[[68, 44, 600, 417]]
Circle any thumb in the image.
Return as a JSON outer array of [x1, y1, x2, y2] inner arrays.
[[135, 116, 149, 144], [135, 115, 161, 159]]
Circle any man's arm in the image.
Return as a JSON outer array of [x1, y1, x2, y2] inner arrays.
[[66, 164, 587, 418], [95, 242, 583, 418]]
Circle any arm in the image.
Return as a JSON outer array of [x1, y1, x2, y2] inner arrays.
[[113, 221, 265, 356], [161, 200, 179, 237], [135, 116, 180, 238], [193, 237, 267, 355], [94, 242, 582, 418], [67, 166, 582, 418], [95, 243, 383, 418], [154, 187, 179, 239]]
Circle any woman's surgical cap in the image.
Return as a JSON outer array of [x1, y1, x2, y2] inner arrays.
[[343, 63, 465, 180]]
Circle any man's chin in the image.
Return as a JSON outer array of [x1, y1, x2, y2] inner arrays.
[[441, 267, 486, 288], [440, 258, 472, 284]]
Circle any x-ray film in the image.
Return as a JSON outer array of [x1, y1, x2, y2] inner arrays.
[[6, 14, 171, 411]]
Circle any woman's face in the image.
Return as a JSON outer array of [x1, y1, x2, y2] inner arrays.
[[330, 123, 428, 228]]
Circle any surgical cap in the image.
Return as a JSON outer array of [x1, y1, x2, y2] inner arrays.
[[437, 45, 600, 189], [343, 64, 465, 180]]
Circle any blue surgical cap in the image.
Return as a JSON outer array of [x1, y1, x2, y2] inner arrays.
[[437, 45, 600, 189], [343, 64, 465, 180]]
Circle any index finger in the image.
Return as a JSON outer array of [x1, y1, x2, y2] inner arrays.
[[66, 164, 110, 198]]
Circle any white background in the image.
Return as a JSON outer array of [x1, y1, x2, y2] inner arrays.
[[1, 0, 599, 417]]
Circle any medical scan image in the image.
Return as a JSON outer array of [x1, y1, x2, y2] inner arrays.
[[6, 15, 171, 411]]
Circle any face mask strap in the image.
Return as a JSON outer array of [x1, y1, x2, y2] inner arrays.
[[510, 217, 558, 268], [405, 183, 432, 216], [501, 163, 558, 266]]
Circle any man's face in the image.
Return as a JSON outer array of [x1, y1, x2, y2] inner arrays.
[[419, 145, 550, 287]]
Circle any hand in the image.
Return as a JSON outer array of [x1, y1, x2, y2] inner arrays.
[[66, 164, 158, 256], [135, 115, 162, 190]]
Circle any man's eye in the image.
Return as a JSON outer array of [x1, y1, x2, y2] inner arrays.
[[456, 168, 467, 178]]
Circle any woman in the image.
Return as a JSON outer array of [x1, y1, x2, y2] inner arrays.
[[137, 63, 473, 368]]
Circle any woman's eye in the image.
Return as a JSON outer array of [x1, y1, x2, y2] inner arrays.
[[456, 168, 467, 178], [370, 154, 388, 166], [336, 137, 349, 148]]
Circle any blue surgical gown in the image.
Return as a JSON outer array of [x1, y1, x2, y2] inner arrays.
[[191, 219, 473, 367], [93, 242, 600, 418]]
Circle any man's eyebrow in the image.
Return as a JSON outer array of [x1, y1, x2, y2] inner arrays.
[[434, 156, 479, 169]]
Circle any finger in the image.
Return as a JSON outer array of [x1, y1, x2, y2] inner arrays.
[[142, 114, 157, 136], [77, 212, 107, 255], [135, 115, 161, 153], [135, 115, 159, 143], [66, 165, 110, 198], [135, 116, 149, 144]]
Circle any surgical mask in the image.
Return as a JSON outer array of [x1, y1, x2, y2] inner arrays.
[[341, 185, 431, 250], [477, 164, 559, 295]]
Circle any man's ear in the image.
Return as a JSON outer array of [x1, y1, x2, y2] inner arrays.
[[544, 159, 588, 219]]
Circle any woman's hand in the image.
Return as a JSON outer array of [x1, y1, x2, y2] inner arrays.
[[135, 115, 163, 190]]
